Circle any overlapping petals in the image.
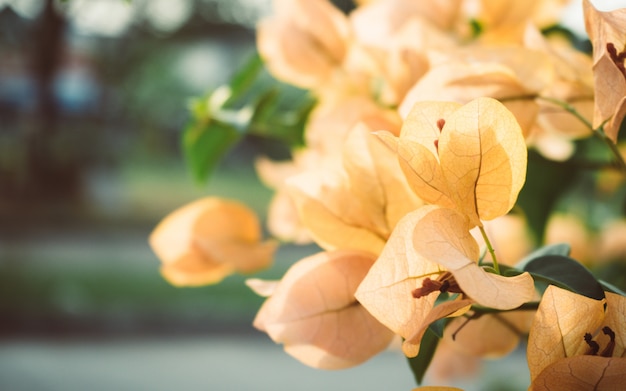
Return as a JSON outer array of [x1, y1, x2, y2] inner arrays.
[[149, 197, 277, 286], [253, 250, 394, 369], [356, 205, 535, 357]]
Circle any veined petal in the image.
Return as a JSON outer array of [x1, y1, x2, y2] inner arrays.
[[355, 208, 444, 349], [438, 97, 527, 224], [253, 250, 394, 369]]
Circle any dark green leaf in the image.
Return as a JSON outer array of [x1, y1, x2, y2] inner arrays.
[[224, 53, 264, 107], [427, 317, 447, 339], [406, 327, 439, 385], [251, 88, 280, 125], [182, 119, 241, 184], [515, 243, 571, 270], [524, 255, 605, 300], [599, 280, 626, 296]]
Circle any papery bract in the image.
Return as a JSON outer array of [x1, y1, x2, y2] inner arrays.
[[528, 285, 626, 376], [354, 207, 446, 357], [257, 0, 350, 89], [411, 207, 535, 311], [255, 96, 401, 245], [253, 250, 394, 369], [149, 197, 276, 286], [288, 124, 422, 254], [583, 0, 626, 142], [399, 47, 553, 137], [443, 309, 534, 358], [382, 97, 527, 227], [356, 205, 535, 357], [530, 355, 626, 391]]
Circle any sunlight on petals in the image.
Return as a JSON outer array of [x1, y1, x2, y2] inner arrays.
[[583, 0, 626, 142], [287, 169, 387, 254], [412, 206, 535, 310], [438, 97, 527, 225], [355, 208, 443, 355], [343, 124, 424, 234], [527, 285, 606, 381]]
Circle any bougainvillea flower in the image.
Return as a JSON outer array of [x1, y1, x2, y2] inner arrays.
[[527, 285, 626, 390], [442, 306, 535, 358], [253, 250, 394, 369], [478, 0, 570, 42], [255, 96, 402, 244], [355, 205, 535, 357], [523, 25, 595, 160], [399, 48, 553, 137], [350, 0, 462, 43], [380, 97, 527, 227], [583, 0, 626, 142], [288, 124, 423, 254], [149, 197, 277, 286], [257, 0, 350, 89]]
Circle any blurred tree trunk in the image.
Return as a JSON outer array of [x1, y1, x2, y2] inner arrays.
[[19, 0, 82, 205]]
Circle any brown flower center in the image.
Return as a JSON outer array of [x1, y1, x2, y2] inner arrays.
[[607, 43, 626, 79], [584, 326, 616, 357], [412, 271, 463, 299], [434, 118, 445, 151]]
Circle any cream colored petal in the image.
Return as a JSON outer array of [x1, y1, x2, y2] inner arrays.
[[160, 252, 234, 287], [530, 356, 626, 391], [402, 298, 473, 357], [287, 170, 387, 254], [195, 238, 277, 274], [411, 206, 479, 270], [411, 206, 534, 309], [377, 131, 455, 209], [355, 208, 444, 350], [444, 309, 535, 358], [439, 97, 527, 224], [583, 0, 626, 141], [149, 197, 274, 286], [343, 125, 424, 234], [245, 278, 279, 298], [527, 285, 606, 381], [602, 292, 626, 358], [452, 265, 535, 310], [253, 250, 394, 369]]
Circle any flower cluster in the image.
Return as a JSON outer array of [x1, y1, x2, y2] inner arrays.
[[150, 0, 626, 389]]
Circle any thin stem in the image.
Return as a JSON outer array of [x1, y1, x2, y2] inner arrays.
[[537, 96, 594, 130], [479, 225, 499, 274], [537, 96, 626, 173], [470, 301, 540, 314], [596, 125, 626, 173]]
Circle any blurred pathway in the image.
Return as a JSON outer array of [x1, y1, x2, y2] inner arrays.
[[0, 336, 529, 391]]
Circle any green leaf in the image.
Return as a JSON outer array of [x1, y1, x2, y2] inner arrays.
[[427, 317, 447, 339], [224, 53, 264, 108], [182, 119, 241, 184], [515, 243, 571, 270], [599, 280, 626, 296], [406, 327, 439, 385], [524, 255, 605, 300]]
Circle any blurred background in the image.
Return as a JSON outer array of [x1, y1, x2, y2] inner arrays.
[[0, 0, 423, 390], [0, 0, 612, 390]]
